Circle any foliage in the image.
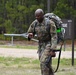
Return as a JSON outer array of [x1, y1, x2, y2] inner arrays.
[[4, 20, 16, 33], [53, 0, 76, 19], [0, 0, 75, 35]]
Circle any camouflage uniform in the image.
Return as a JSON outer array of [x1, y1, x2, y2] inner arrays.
[[28, 18, 57, 75]]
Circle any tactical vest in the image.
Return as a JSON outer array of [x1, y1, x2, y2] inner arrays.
[[34, 18, 51, 42]]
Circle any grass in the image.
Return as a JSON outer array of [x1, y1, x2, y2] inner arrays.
[[0, 57, 76, 75], [0, 44, 76, 51], [0, 39, 76, 51], [0, 57, 40, 68], [0, 45, 38, 49]]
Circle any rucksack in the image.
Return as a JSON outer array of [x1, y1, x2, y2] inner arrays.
[[44, 13, 65, 44]]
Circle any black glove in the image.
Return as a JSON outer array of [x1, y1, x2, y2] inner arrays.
[[28, 36, 31, 41], [28, 33, 33, 41]]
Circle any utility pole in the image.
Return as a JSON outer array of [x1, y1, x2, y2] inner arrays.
[[71, 0, 75, 66], [47, 0, 50, 12]]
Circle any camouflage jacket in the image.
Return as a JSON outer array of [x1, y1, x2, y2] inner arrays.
[[27, 18, 57, 49]]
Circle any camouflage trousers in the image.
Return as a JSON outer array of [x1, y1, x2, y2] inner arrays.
[[38, 41, 54, 75]]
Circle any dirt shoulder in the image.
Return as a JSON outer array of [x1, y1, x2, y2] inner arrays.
[[0, 40, 76, 59]]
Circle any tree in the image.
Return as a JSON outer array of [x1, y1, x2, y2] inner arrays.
[[0, 0, 75, 34], [53, 0, 76, 19]]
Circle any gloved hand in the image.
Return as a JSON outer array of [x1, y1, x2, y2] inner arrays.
[[28, 33, 33, 41], [49, 51, 56, 57]]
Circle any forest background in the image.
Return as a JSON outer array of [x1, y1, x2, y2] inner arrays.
[[0, 0, 76, 40]]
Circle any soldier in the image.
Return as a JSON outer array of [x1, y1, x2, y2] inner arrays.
[[27, 9, 57, 75]]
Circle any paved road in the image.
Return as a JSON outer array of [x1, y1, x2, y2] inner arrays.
[[0, 48, 76, 59]]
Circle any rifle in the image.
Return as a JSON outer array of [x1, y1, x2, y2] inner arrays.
[[45, 42, 63, 73]]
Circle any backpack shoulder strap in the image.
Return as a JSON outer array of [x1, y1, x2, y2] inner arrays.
[[33, 20, 37, 35], [45, 18, 52, 39]]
